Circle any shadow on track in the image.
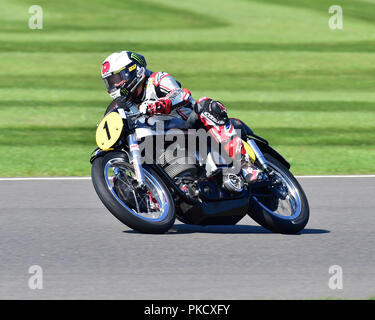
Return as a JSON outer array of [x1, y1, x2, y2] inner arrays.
[[123, 224, 330, 235]]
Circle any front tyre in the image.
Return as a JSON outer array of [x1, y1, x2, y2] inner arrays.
[[91, 151, 175, 234], [248, 154, 309, 234]]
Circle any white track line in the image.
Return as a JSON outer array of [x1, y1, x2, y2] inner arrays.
[[0, 177, 91, 181], [0, 175, 375, 181]]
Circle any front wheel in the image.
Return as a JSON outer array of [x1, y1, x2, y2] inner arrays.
[[91, 151, 175, 234], [248, 154, 309, 234]]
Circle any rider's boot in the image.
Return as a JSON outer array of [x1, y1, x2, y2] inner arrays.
[[241, 155, 264, 184]]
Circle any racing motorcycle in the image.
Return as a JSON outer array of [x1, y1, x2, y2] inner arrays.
[[90, 101, 309, 234]]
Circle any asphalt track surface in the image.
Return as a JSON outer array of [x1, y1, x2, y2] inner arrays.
[[0, 176, 374, 300]]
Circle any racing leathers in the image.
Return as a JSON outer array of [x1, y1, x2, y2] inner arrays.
[[107, 71, 194, 120], [107, 71, 247, 168]]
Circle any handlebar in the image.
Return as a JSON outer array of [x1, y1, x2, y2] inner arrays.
[[116, 106, 144, 120]]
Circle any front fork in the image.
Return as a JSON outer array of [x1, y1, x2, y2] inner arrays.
[[246, 139, 270, 172], [127, 133, 146, 188], [246, 138, 287, 197]]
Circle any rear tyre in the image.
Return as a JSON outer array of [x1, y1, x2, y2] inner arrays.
[[91, 151, 175, 234], [248, 154, 309, 234]]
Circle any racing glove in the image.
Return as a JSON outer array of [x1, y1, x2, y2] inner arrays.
[[146, 98, 172, 115]]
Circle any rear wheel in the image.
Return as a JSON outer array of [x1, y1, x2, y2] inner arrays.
[[248, 154, 309, 234], [91, 151, 175, 234]]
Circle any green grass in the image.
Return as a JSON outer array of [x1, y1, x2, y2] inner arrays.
[[1, 0, 375, 176]]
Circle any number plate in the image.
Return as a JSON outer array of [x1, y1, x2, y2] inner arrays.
[[96, 112, 124, 150]]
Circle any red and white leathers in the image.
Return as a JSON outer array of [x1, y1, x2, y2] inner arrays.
[[195, 97, 245, 160], [139, 71, 195, 119], [141, 76, 244, 161], [195, 97, 261, 182], [108, 70, 260, 182]]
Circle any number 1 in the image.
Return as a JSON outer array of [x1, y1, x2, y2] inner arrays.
[[103, 121, 111, 140]]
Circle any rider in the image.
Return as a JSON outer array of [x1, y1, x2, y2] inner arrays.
[[100, 50, 260, 182]]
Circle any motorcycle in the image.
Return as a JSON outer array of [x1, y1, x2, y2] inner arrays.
[[90, 100, 309, 234]]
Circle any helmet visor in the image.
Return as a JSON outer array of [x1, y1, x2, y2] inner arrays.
[[103, 69, 134, 93]]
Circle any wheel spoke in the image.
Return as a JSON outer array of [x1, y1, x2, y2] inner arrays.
[[104, 158, 169, 221], [252, 161, 302, 220], [131, 189, 141, 213]]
